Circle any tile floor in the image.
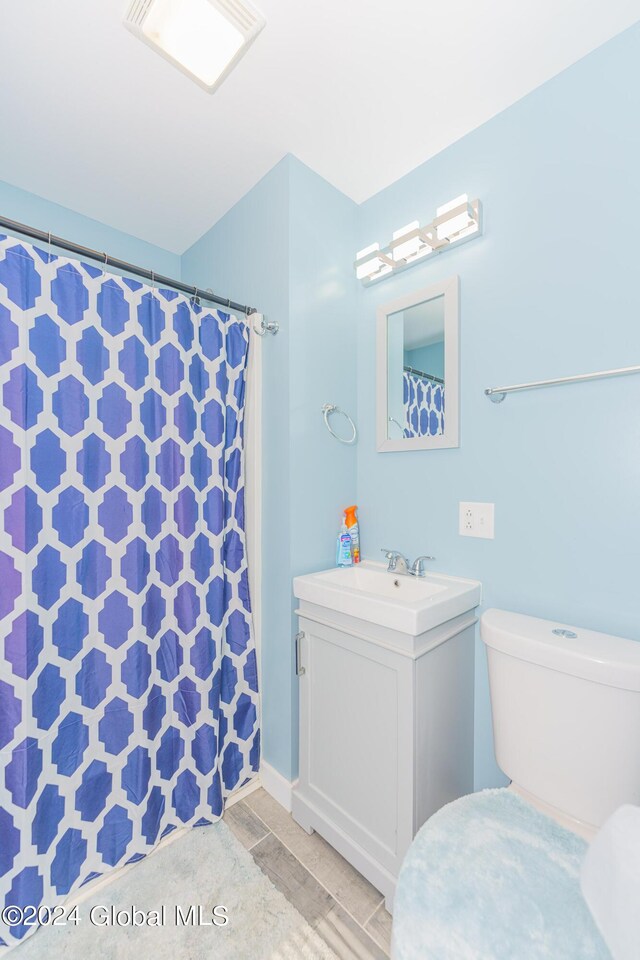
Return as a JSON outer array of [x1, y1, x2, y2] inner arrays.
[[224, 788, 393, 958]]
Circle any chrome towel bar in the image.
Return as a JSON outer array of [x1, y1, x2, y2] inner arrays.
[[485, 364, 640, 403]]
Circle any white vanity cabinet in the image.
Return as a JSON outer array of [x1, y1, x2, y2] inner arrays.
[[291, 563, 480, 909]]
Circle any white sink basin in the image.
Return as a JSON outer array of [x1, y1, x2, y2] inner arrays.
[[293, 560, 481, 635]]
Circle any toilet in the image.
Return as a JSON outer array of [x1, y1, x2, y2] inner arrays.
[[391, 608, 640, 959], [482, 607, 640, 837]]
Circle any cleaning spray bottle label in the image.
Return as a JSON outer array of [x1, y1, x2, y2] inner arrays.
[[337, 530, 353, 567], [344, 506, 360, 564]]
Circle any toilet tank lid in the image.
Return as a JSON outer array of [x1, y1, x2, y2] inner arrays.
[[481, 608, 640, 691]]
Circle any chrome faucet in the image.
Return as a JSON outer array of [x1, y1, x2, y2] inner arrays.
[[410, 556, 436, 577], [382, 550, 435, 578], [381, 550, 410, 575]]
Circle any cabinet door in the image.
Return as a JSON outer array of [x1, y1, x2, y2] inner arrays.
[[298, 618, 413, 872]]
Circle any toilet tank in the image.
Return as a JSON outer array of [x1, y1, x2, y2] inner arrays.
[[481, 609, 640, 830]]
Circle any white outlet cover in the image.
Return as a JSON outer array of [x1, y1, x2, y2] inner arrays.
[[459, 501, 495, 539]]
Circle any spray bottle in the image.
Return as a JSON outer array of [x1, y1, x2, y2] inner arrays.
[[344, 505, 360, 564], [336, 515, 353, 567]]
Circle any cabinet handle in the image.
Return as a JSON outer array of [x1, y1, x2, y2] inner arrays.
[[295, 631, 306, 676]]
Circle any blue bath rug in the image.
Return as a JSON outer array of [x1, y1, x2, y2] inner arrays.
[[392, 788, 611, 959]]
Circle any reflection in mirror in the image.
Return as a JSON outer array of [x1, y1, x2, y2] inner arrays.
[[386, 297, 445, 440], [376, 276, 458, 452]]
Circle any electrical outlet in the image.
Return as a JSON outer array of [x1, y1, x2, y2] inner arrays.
[[459, 502, 495, 539]]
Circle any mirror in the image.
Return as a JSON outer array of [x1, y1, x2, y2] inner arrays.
[[376, 277, 459, 451]]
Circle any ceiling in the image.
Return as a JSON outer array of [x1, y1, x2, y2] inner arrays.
[[0, 1, 638, 253]]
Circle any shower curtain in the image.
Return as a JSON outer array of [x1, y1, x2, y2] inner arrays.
[[403, 370, 445, 438], [0, 235, 259, 948]]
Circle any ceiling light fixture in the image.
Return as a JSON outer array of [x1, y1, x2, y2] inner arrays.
[[124, 0, 266, 93], [355, 195, 482, 285]]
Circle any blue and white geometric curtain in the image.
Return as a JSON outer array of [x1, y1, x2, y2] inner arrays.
[[0, 236, 259, 948], [403, 371, 445, 438]]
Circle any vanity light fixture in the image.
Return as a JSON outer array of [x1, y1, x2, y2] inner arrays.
[[355, 194, 482, 285], [355, 242, 394, 282], [392, 222, 425, 263], [124, 0, 266, 93], [436, 194, 478, 242]]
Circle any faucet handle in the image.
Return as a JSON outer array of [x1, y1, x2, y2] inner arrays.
[[382, 549, 402, 572], [411, 556, 435, 577]]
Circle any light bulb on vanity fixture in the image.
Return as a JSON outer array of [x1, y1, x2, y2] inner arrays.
[[354, 194, 482, 285], [390, 222, 435, 265], [391, 222, 422, 262], [354, 242, 394, 282], [436, 194, 479, 243]]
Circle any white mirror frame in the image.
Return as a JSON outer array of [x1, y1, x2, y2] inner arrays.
[[376, 275, 459, 452]]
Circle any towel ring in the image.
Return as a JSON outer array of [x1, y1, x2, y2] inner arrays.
[[388, 416, 405, 437], [322, 403, 357, 445]]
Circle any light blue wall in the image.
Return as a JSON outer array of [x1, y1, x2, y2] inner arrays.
[[355, 22, 640, 788], [288, 156, 358, 579], [182, 22, 640, 788], [405, 343, 445, 381], [287, 158, 358, 778], [0, 179, 180, 275], [6, 20, 639, 791], [181, 156, 358, 779], [181, 158, 293, 776]]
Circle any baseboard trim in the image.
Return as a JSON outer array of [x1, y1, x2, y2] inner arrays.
[[226, 775, 262, 808], [260, 761, 295, 812]]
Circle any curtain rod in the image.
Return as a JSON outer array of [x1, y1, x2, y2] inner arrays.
[[0, 214, 256, 316], [404, 364, 444, 385]]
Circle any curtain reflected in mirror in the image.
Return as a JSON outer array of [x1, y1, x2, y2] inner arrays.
[[386, 295, 445, 440]]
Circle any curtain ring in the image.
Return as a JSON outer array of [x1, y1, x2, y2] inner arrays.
[[47, 231, 52, 263]]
